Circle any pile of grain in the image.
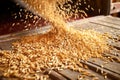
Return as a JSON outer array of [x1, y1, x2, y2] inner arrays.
[[0, 0, 109, 79], [0, 28, 109, 79]]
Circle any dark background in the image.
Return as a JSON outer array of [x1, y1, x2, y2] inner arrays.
[[0, 0, 110, 35]]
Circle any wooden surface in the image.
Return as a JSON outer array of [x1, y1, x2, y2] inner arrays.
[[111, 2, 120, 14], [0, 15, 120, 80]]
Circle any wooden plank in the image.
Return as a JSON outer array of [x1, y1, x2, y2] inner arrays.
[[109, 49, 120, 58], [98, 16, 120, 26], [107, 16, 120, 21], [73, 22, 120, 40], [88, 58, 120, 75], [86, 69, 111, 80], [103, 53, 120, 63], [112, 42, 120, 50], [72, 19, 120, 33], [0, 26, 50, 50], [85, 16, 120, 30], [0, 26, 50, 42], [110, 2, 120, 14], [90, 21, 120, 30], [0, 40, 13, 50], [45, 69, 67, 80], [58, 69, 111, 80], [58, 69, 80, 80], [80, 60, 120, 80], [99, 19, 120, 26]]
